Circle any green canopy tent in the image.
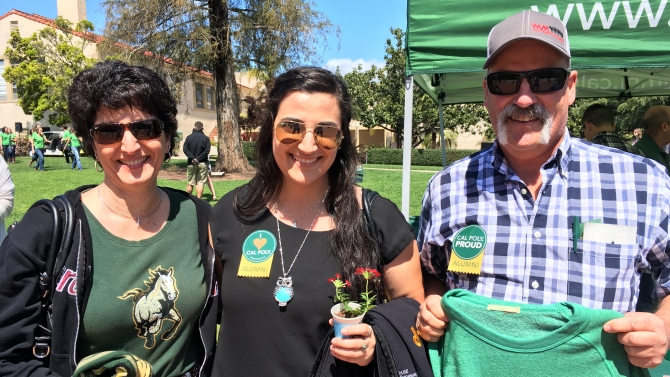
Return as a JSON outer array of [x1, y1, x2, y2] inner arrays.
[[399, 0, 670, 217]]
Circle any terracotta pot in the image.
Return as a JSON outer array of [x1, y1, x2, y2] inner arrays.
[[331, 303, 364, 338]]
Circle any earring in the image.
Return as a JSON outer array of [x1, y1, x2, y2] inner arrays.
[[95, 160, 104, 172]]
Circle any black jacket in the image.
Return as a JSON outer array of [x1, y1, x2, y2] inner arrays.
[[0, 186, 218, 377], [183, 130, 211, 163], [310, 298, 434, 377]]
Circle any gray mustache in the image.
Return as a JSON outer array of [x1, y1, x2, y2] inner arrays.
[[499, 104, 550, 122]]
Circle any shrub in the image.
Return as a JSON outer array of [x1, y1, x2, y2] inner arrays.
[[367, 148, 480, 166], [242, 141, 255, 160]]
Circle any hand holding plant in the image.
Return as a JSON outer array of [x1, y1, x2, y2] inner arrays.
[[328, 268, 381, 318]]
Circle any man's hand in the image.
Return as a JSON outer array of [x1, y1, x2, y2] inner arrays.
[[416, 294, 449, 342], [604, 312, 669, 368], [191, 158, 199, 165]]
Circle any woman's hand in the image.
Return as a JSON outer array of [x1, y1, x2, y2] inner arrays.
[[329, 320, 375, 366]]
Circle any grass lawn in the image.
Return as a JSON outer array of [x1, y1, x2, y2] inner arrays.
[[6, 157, 435, 225]]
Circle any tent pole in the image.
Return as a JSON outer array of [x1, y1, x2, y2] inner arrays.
[[439, 102, 446, 168], [401, 76, 414, 220]]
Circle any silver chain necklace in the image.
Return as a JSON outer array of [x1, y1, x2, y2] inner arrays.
[[272, 190, 328, 306], [97, 186, 163, 229], [275, 189, 328, 227]]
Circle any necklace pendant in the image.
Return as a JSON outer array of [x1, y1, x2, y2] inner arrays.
[[292, 221, 297, 228], [273, 276, 294, 306]]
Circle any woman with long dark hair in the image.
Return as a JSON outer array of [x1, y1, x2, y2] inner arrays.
[[210, 66, 424, 376]]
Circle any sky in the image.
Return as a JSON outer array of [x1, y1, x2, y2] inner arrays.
[[0, 0, 407, 74]]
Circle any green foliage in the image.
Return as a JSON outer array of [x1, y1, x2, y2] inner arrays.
[[242, 141, 255, 160], [343, 28, 489, 148], [3, 17, 96, 126], [366, 148, 479, 166]]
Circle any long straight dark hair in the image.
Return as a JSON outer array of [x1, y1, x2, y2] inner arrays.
[[234, 66, 383, 299]]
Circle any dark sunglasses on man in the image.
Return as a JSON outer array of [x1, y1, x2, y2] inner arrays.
[[486, 68, 569, 96], [274, 120, 343, 150], [90, 119, 164, 145]]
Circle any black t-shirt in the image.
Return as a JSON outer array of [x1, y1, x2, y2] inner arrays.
[[210, 186, 414, 377]]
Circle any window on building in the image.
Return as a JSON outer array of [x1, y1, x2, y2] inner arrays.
[[195, 82, 214, 110], [0, 60, 7, 101], [10, 21, 18, 32]]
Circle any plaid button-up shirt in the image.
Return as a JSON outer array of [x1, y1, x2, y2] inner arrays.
[[591, 131, 645, 157], [418, 131, 670, 313]]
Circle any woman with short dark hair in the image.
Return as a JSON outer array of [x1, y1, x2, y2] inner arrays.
[[210, 66, 424, 376], [0, 60, 218, 377]]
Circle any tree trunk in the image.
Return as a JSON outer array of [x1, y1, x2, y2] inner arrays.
[[208, 0, 253, 173]]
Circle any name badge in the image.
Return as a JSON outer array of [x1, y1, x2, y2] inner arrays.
[[238, 230, 276, 278], [448, 225, 487, 275]]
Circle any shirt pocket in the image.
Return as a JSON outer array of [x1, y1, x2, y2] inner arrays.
[[567, 239, 640, 309]]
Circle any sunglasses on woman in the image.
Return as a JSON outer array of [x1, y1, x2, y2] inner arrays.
[[486, 68, 569, 95], [90, 119, 164, 145], [274, 121, 343, 150]]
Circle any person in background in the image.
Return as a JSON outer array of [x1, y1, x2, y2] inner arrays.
[[0, 157, 14, 244], [27, 128, 37, 168], [206, 161, 217, 201], [633, 128, 643, 144], [31, 126, 46, 172], [0, 60, 219, 376], [581, 103, 644, 156], [210, 66, 424, 377], [62, 125, 73, 164], [1, 127, 10, 164], [63, 126, 83, 171], [417, 10, 670, 369], [183, 121, 210, 199], [634, 105, 670, 175], [9, 128, 17, 164]]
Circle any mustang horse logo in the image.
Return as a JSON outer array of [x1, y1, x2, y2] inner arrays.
[[119, 266, 181, 349]]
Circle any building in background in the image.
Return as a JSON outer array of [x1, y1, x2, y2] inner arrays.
[[0, 0, 262, 156]]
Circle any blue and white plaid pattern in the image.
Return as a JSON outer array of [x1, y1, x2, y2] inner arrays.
[[418, 131, 670, 313]]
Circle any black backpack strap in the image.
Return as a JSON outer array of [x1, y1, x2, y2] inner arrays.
[[27, 195, 76, 359]]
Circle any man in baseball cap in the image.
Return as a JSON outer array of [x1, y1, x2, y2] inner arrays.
[[417, 10, 670, 370]]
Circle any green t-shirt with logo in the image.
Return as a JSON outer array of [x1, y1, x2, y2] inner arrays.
[[428, 289, 649, 377], [1, 133, 10, 146], [10, 133, 17, 146], [32, 133, 45, 149], [78, 189, 206, 376]]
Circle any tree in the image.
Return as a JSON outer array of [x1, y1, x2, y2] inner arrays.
[[343, 28, 488, 148], [3, 17, 96, 126], [101, 0, 338, 173]]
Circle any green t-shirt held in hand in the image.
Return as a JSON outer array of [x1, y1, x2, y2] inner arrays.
[[428, 289, 650, 377]]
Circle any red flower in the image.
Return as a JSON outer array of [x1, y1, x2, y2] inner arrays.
[[335, 273, 342, 279], [355, 268, 365, 274], [327, 278, 335, 283], [345, 280, 351, 287]]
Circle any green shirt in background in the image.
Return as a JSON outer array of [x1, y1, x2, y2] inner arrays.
[[10, 133, 17, 146], [428, 289, 649, 377], [32, 133, 45, 149], [62, 130, 72, 147], [635, 133, 670, 175], [78, 189, 206, 377], [1, 133, 10, 146]]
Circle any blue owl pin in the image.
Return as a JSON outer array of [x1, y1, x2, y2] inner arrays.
[[274, 276, 294, 306]]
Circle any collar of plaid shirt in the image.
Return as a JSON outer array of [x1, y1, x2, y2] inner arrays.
[[419, 130, 670, 313]]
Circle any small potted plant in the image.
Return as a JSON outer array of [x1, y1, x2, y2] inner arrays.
[[328, 268, 381, 338]]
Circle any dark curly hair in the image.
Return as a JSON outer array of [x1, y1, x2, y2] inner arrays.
[[67, 60, 178, 161], [234, 66, 383, 299]]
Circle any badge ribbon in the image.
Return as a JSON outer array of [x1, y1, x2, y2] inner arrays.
[[447, 225, 487, 275], [238, 230, 276, 278]]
